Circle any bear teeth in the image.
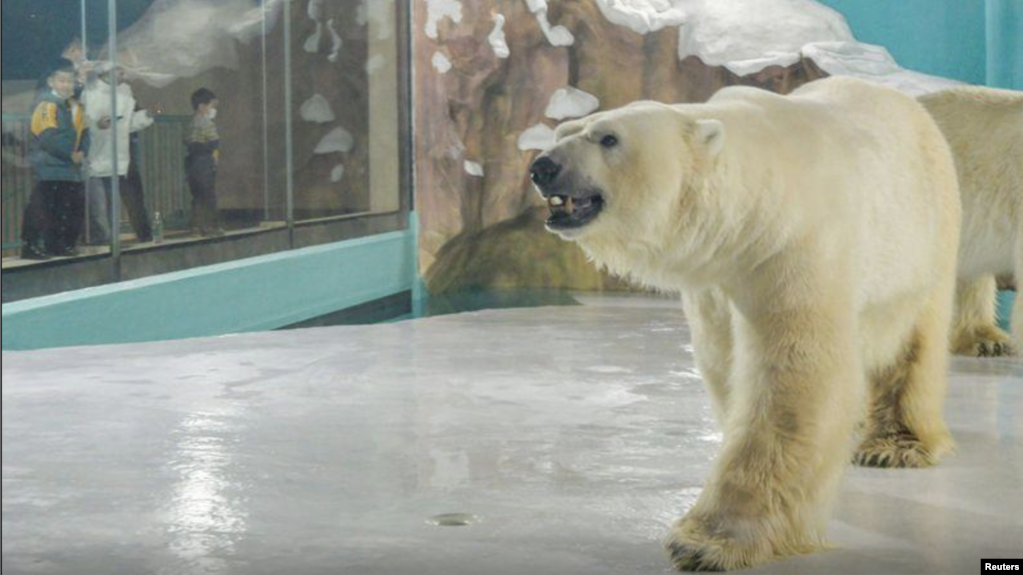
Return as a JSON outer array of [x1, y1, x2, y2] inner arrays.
[[548, 195, 573, 214]]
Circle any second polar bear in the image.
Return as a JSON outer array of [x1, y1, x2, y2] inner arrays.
[[919, 86, 1023, 357], [530, 77, 960, 571]]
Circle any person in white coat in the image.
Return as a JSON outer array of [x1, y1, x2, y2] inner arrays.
[[81, 63, 155, 245]]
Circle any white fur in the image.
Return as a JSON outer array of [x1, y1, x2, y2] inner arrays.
[[919, 86, 1023, 357], [540, 77, 960, 571]]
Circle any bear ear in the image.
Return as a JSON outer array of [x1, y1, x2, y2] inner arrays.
[[695, 119, 725, 157]]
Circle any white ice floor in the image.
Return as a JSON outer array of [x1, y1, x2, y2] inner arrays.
[[3, 295, 1021, 575]]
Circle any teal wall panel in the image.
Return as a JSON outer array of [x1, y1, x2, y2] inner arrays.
[[2, 223, 418, 350]]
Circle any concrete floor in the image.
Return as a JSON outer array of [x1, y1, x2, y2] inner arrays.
[[2, 296, 1021, 575]]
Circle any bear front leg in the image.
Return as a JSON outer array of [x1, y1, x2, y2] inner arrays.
[[667, 307, 863, 571]]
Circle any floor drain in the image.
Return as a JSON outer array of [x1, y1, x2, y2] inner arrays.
[[428, 513, 477, 527]]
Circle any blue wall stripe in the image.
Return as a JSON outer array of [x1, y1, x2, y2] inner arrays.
[[2, 221, 418, 351]]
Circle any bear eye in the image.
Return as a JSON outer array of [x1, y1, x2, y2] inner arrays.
[[600, 134, 619, 149]]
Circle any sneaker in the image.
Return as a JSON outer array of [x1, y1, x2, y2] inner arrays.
[[20, 244, 51, 261]]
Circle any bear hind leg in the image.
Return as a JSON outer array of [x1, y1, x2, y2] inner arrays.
[[855, 300, 955, 468], [951, 275, 1014, 357]]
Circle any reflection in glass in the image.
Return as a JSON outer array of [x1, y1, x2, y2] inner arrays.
[[291, 0, 402, 221], [1, 0, 409, 297]]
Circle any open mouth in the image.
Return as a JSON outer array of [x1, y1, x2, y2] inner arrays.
[[545, 192, 604, 230]]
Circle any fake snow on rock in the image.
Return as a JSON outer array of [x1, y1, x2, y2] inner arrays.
[[229, 0, 286, 42], [464, 161, 485, 177], [300, 94, 335, 124], [112, 0, 958, 97], [801, 41, 964, 96], [593, 0, 960, 95], [432, 51, 453, 74], [326, 19, 343, 62], [331, 164, 346, 183], [524, 0, 575, 47], [304, 22, 323, 53], [425, 0, 463, 40], [546, 87, 601, 121], [113, 0, 269, 87], [673, 0, 854, 76], [593, 0, 687, 34], [518, 123, 557, 152], [307, 0, 325, 22], [489, 14, 511, 59], [314, 127, 355, 155]]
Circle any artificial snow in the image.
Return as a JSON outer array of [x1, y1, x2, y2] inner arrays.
[[327, 19, 343, 62], [304, 23, 324, 53], [300, 94, 335, 124], [425, 0, 463, 40], [801, 41, 964, 96], [593, 0, 687, 35], [587, 0, 958, 95], [314, 127, 355, 154], [331, 164, 346, 183], [109, 0, 962, 98], [432, 51, 453, 74], [114, 0, 263, 86], [518, 123, 557, 151], [489, 14, 511, 59], [464, 160, 485, 177], [674, 0, 853, 76], [524, 0, 575, 47], [545, 87, 601, 120], [307, 0, 324, 22]]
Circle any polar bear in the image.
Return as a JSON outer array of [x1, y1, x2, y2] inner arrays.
[[919, 86, 1023, 357], [530, 77, 960, 571]]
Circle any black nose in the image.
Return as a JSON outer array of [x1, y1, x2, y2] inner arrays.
[[530, 156, 561, 188]]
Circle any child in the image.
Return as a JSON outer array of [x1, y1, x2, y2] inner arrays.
[[20, 58, 90, 259], [185, 87, 223, 237]]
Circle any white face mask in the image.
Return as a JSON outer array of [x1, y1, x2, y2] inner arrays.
[[206, 108, 217, 120]]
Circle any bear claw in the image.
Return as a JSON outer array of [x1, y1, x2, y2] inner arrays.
[[853, 432, 933, 468], [666, 541, 725, 572]]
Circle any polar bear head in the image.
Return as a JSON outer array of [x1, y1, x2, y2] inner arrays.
[[529, 101, 726, 285]]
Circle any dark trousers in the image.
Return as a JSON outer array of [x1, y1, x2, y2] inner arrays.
[[186, 157, 220, 233], [87, 174, 153, 244], [21, 180, 85, 253]]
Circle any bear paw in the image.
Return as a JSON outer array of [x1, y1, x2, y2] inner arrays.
[[952, 325, 1015, 358], [853, 431, 935, 468], [664, 518, 768, 572]]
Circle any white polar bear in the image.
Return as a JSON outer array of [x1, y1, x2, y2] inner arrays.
[[919, 86, 1023, 357], [529, 77, 960, 571]]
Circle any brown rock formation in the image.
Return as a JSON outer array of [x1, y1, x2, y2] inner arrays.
[[414, 0, 828, 292]]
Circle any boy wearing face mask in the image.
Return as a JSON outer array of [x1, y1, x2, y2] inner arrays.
[[20, 59, 90, 260], [185, 88, 223, 237]]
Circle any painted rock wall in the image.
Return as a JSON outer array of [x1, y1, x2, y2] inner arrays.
[[414, 0, 827, 293]]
